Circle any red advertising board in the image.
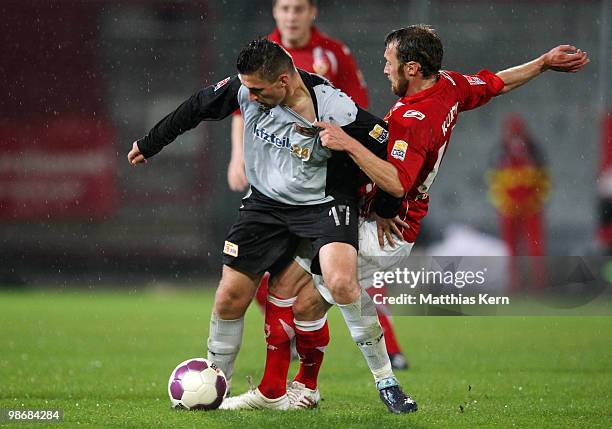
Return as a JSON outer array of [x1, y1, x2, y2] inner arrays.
[[0, 118, 117, 220]]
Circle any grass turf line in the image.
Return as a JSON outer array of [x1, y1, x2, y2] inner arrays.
[[0, 287, 610, 428]]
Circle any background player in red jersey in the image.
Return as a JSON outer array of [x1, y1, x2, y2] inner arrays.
[[227, 0, 410, 370], [233, 25, 588, 412]]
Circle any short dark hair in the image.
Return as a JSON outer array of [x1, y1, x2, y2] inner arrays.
[[236, 38, 295, 82], [385, 25, 443, 78]]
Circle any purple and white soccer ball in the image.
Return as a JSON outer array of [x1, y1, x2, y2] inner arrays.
[[168, 358, 227, 410]]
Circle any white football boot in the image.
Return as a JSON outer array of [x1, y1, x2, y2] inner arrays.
[[219, 388, 289, 410], [287, 381, 320, 409]]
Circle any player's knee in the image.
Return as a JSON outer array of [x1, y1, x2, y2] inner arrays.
[[214, 285, 249, 319], [329, 282, 361, 305], [326, 274, 360, 305], [332, 286, 361, 305]]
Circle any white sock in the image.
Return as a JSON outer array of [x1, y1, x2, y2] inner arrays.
[[337, 291, 394, 382], [207, 313, 244, 382]]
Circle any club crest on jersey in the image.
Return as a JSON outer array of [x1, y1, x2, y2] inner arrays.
[[391, 140, 408, 161], [291, 144, 311, 161], [464, 75, 486, 85], [403, 110, 426, 120], [368, 124, 389, 144], [313, 59, 329, 76], [214, 77, 231, 91], [223, 241, 239, 257]]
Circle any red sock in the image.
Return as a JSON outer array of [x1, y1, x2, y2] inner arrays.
[[258, 293, 294, 399], [254, 273, 270, 314], [294, 318, 329, 390], [367, 286, 402, 355]]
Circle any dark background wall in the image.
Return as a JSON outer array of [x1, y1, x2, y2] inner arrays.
[[0, 0, 610, 284]]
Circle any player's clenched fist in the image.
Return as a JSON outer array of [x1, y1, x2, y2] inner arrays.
[[542, 45, 589, 73], [127, 141, 147, 166]]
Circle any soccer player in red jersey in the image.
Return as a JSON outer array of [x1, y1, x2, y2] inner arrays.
[[227, 0, 410, 370], [225, 25, 588, 412], [318, 26, 588, 248]]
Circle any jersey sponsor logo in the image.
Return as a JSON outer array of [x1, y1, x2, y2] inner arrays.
[[254, 124, 312, 160], [223, 241, 239, 257], [391, 140, 408, 161], [441, 102, 459, 136], [368, 124, 389, 144], [213, 76, 231, 92], [403, 110, 426, 120], [464, 75, 486, 85], [254, 125, 291, 149]]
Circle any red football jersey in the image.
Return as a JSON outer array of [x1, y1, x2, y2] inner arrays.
[[268, 26, 369, 108], [366, 69, 504, 242]]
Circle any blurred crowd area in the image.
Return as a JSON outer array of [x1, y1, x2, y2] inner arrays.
[[0, 0, 610, 284]]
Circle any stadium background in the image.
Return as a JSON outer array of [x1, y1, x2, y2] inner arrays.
[[1, 0, 610, 284]]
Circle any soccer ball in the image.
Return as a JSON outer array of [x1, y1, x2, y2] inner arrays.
[[168, 358, 227, 410]]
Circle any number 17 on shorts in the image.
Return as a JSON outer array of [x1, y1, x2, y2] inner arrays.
[[329, 204, 351, 227]]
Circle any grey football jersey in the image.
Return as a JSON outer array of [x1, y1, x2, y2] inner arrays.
[[238, 82, 357, 205], [137, 70, 390, 206]]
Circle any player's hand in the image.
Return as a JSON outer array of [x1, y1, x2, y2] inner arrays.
[[542, 45, 589, 73], [314, 121, 353, 152], [374, 214, 408, 249], [227, 159, 248, 192], [127, 141, 147, 166]]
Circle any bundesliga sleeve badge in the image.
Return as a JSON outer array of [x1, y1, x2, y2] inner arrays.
[[369, 124, 389, 144], [391, 140, 408, 161]]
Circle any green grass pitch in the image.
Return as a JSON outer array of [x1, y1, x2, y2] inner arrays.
[[0, 287, 610, 428]]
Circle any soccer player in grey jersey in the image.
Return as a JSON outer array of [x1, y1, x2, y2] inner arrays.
[[127, 39, 415, 412]]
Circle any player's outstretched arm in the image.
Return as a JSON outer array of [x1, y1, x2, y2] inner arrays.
[[496, 45, 589, 95], [128, 75, 241, 165]]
